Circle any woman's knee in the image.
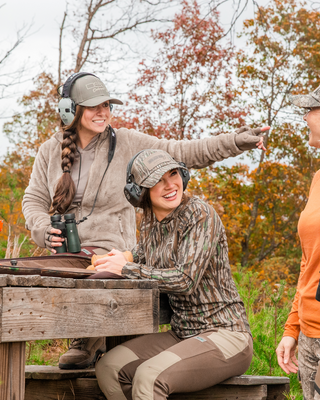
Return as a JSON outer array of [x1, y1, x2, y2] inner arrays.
[[132, 362, 158, 399], [132, 351, 180, 399], [96, 345, 139, 399]]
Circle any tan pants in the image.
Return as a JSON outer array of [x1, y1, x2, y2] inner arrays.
[[96, 328, 253, 400]]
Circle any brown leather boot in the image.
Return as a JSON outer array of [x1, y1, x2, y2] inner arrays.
[[58, 337, 106, 369]]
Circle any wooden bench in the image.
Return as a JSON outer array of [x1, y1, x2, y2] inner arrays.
[[25, 365, 290, 400]]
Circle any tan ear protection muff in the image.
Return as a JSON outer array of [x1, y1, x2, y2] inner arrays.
[[58, 72, 114, 125]]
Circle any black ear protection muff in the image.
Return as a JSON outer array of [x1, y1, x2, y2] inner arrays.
[[58, 72, 113, 125], [124, 151, 145, 207], [124, 152, 190, 208], [178, 162, 190, 190]]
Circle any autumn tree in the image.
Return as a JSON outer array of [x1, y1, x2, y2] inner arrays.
[[118, 0, 248, 140], [190, 0, 320, 285]]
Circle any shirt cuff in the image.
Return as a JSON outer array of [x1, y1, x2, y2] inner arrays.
[[31, 224, 51, 248], [121, 263, 141, 279]]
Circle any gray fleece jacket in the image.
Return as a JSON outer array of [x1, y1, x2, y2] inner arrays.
[[22, 127, 243, 252]]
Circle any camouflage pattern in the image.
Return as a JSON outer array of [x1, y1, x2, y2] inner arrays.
[[131, 149, 188, 188], [289, 85, 320, 109], [298, 331, 320, 400], [122, 196, 251, 338]]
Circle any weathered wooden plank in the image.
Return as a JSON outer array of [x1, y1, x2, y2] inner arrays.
[[152, 288, 159, 332], [7, 275, 41, 287], [103, 280, 157, 289], [0, 341, 26, 400], [266, 383, 291, 400], [1, 288, 157, 342], [222, 375, 290, 386], [24, 366, 290, 388], [169, 384, 268, 399], [0, 275, 76, 288], [25, 378, 105, 400], [11, 342, 26, 399], [75, 279, 104, 289], [38, 276, 75, 288], [25, 365, 96, 380], [24, 367, 289, 400], [25, 377, 268, 400], [0, 276, 7, 288], [0, 342, 9, 400]]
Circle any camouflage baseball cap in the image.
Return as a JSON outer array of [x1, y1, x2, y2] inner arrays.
[[131, 149, 188, 188], [71, 75, 123, 107], [289, 85, 320, 108]]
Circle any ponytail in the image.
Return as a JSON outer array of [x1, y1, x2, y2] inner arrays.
[[49, 106, 85, 214]]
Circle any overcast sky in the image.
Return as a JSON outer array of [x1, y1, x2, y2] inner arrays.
[[0, 0, 269, 159], [0, 0, 68, 155]]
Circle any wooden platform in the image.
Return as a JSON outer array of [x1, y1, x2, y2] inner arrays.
[[0, 275, 161, 400], [25, 365, 290, 400]]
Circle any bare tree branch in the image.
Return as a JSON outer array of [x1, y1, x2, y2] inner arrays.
[[0, 20, 33, 101], [57, 0, 176, 73], [58, 7, 68, 86]]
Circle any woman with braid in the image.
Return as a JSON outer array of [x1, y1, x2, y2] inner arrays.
[[93, 149, 252, 400], [22, 72, 268, 370]]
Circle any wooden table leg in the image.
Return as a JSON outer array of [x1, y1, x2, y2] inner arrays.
[[0, 342, 26, 400]]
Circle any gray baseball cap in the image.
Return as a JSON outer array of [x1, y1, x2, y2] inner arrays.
[[289, 85, 320, 109], [131, 149, 188, 188], [71, 75, 123, 107]]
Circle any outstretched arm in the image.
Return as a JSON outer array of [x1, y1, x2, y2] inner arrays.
[[124, 125, 270, 169]]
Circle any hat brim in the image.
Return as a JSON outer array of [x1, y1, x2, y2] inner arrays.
[[140, 162, 188, 188], [288, 94, 320, 109], [78, 96, 123, 107]]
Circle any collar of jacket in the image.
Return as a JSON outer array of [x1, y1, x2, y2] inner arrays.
[[53, 126, 111, 144], [153, 196, 190, 225]]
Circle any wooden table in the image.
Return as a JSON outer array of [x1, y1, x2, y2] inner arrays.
[[0, 274, 160, 400]]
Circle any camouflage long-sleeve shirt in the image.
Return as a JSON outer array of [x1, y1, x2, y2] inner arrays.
[[121, 197, 251, 338]]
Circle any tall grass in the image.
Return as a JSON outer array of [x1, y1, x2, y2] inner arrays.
[[26, 340, 68, 366], [233, 266, 302, 400]]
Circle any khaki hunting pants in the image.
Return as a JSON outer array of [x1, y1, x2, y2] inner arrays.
[[95, 328, 253, 400]]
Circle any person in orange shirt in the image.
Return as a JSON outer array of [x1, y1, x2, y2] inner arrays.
[[276, 86, 320, 400]]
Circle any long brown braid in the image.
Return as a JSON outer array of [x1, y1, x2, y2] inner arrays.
[[49, 106, 85, 214]]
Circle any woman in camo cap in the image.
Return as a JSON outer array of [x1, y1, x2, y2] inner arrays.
[[276, 85, 320, 400], [94, 149, 253, 400]]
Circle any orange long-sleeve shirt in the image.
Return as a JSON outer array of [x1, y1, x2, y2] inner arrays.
[[284, 170, 320, 340]]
